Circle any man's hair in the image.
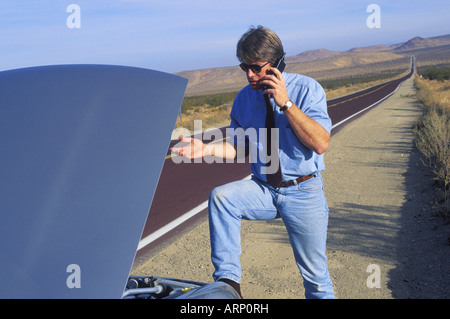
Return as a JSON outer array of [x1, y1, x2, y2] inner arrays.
[[236, 25, 284, 65]]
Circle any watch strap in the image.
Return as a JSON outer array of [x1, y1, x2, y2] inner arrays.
[[280, 100, 293, 112]]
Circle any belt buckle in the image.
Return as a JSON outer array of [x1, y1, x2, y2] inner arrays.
[[280, 174, 315, 188]]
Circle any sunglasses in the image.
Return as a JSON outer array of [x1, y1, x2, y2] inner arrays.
[[239, 61, 270, 74]]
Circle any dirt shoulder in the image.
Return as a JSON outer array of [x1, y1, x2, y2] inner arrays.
[[131, 76, 450, 299]]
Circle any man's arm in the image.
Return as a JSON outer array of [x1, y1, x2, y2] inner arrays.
[[170, 136, 237, 160], [261, 67, 330, 155], [282, 105, 330, 155], [204, 140, 237, 160]]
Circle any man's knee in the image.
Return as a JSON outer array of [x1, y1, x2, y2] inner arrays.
[[208, 182, 247, 219], [209, 182, 238, 204]]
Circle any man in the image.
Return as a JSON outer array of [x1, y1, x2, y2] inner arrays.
[[171, 26, 334, 299]]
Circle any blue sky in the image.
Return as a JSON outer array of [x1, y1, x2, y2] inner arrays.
[[0, 0, 449, 73]]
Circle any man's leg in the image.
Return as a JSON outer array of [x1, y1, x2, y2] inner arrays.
[[208, 177, 278, 292], [277, 174, 334, 299]]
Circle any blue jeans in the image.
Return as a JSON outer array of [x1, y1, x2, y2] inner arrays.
[[208, 173, 334, 299]]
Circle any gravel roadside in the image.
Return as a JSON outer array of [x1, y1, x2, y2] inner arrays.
[[131, 76, 450, 299]]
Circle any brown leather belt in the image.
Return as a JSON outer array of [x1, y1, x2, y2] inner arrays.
[[278, 174, 316, 188]]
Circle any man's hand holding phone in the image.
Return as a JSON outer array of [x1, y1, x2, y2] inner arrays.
[[261, 66, 290, 108]]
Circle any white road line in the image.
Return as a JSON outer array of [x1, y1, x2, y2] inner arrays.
[[137, 174, 252, 251], [138, 73, 411, 251], [331, 77, 405, 130], [137, 201, 208, 250]]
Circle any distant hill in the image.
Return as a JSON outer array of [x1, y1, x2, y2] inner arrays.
[[347, 44, 399, 53], [394, 34, 450, 51], [395, 36, 430, 51], [288, 51, 404, 71], [176, 34, 450, 96], [285, 49, 342, 63]]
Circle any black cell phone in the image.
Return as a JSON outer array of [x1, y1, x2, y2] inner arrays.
[[263, 53, 286, 90]]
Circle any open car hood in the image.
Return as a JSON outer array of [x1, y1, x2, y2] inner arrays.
[[0, 64, 189, 298]]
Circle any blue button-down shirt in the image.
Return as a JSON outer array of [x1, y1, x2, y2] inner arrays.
[[228, 72, 332, 183]]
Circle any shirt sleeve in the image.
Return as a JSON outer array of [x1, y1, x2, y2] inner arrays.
[[293, 78, 332, 133]]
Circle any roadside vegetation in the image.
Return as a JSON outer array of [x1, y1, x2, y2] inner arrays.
[[413, 71, 450, 221], [320, 71, 404, 91], [417, 65, 450, 81], [176, 91, 237, 131], [321, 71, 408, 99]]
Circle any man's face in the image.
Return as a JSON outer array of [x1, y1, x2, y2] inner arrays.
[[240, 60, 272, 90]]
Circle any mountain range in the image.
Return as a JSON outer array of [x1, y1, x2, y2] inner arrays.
[[176, 34, 450, 96]]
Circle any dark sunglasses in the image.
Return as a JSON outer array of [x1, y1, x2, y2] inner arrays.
[[239, 61, 270, 74]]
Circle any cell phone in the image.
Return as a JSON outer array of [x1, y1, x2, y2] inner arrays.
[[263, 53, 286, 90]]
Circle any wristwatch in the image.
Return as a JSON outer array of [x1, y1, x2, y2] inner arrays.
[[280, 100, 293, 112]]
